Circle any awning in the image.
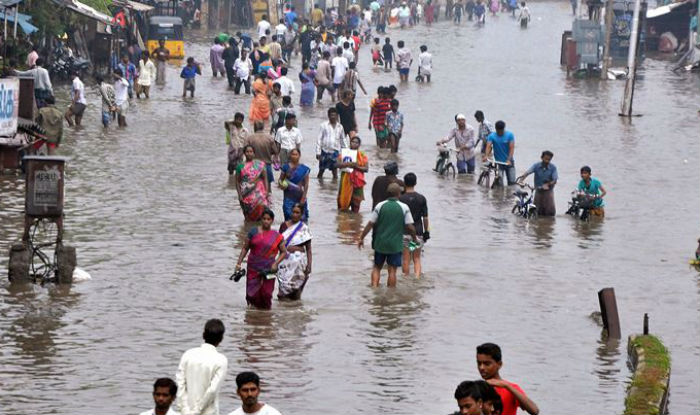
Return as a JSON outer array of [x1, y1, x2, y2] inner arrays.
[[53, 0, 113, 25], [0, 0, 23, 7], [647, 0, 689, 18], [112, 0, 155, 12], [0, 10, 38, 33]]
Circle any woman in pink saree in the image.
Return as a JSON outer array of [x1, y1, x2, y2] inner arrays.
[[235, 145, 270, 221], [235, 209, 287, 309]]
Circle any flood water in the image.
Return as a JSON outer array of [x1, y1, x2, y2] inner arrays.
[[1, 3, 699, 414]]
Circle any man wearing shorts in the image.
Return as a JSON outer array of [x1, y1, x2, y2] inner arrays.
[[36, 95, 63, 155], [399, 173, 429, 277], [368, 86, 391, 148], [395, 40, 412, 82], [358, 183, 417, 287], [64, 72, 86, 127], [331, 47, 349, 100]]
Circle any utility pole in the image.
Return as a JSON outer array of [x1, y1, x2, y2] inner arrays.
[[619, 0, 641, 117], [600, 0, 614, 79]]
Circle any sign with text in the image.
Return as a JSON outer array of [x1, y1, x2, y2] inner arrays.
[[34, 167, 61, 206], [0, 78, 19, 137]]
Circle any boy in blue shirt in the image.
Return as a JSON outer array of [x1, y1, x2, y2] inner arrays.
[[180, 57, 201, 98], [483, 120, 516, 185], [578, 165, 607, 216]]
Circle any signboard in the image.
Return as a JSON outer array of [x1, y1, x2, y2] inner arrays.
[[0, 78, 19, 137], [573, 19, 602, 65], [340, 148, 357, 173], [24, 156, 67, 217], [34, 167, 61, 207]]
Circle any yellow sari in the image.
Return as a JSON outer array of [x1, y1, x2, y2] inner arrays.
[[337, 151, 368, 212]]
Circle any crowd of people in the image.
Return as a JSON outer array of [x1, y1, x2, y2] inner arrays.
[[138, 320, 539, 415], [18, 0, 607, 313], [15, 6, 615, 414]]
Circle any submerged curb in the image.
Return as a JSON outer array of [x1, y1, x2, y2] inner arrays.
[[624, 335, 671, 415]]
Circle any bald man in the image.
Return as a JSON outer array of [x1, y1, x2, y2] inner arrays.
[[358, 183, 417, 287]]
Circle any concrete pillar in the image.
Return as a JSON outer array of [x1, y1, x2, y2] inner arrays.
[[598, 287, 621, 339], [201, 0, 210, 30], [8, 243, 30, 284], [56, 245, 76, 284]]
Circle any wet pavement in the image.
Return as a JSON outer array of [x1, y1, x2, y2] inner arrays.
[[1, 2, 699, 414]]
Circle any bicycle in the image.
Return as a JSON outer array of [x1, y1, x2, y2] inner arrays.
[[512, 183, 537, 219], [477, 158, 509, 188], [565, 190, 598, 222], [433, 144, 456, 178], [25, 217, 62, 285]]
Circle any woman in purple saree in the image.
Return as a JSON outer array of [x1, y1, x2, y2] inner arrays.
[[235, 209, 287, 309]]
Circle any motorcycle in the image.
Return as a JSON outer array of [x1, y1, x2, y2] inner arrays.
[[48, 45, 89, 81], [565, 190, 599, 221]]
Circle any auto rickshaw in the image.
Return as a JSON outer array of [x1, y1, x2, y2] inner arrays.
[[147, 16, 184, 59]]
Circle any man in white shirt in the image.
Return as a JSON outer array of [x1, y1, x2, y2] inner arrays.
[[275, 67, 295, 97], [137, 50, 157, 98], [342, 41, 355, 64], [395, 40, 412, 82], [140, 378, 180, 415], [274, 113, 302, 163], [64, 72, 86, 127], [331, 47, 349, 95], [275, 19, 287, 37], [417, 45, 432, 83], [233, 51, 253, 95], [15, 58, 53, 106], [257, 15, 271, 39], [113, 68, 130, 127], [315, 107, 347, 179], [227, 372, 282, 415], [176, 319, 228, 415]]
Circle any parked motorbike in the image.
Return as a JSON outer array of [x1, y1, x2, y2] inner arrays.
[[48, 45, 89, 81]]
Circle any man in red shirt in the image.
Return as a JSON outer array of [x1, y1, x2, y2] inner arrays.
[[476, 343, 539, 415]]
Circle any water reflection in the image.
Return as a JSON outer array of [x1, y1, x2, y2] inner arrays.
[[530, 217, 556, 249], [336, 211, 364, 245], [571, 217, 605, 248], [594, 334, 621, 391], [1, 283, 79, 370], [359, 283, 429, 409], [236, 306, 315, 403]]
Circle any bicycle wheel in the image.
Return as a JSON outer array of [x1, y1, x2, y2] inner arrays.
[[581, 209, 590, 222], [527, 207, 538, 219], [435, 158, 445, 173], [478, 170, 490, 187], [445, 163, 456, 179], [511, 204, 520, 215]]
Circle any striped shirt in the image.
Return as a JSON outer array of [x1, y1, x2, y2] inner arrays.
[[371, 98, 392, 128]]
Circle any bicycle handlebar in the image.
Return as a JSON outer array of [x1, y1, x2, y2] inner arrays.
[[485, 158, 509, 166]]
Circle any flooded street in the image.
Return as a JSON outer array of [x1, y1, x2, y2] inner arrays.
[[1, 2, 699, 414]]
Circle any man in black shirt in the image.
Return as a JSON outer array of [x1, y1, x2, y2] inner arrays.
[[223, 39, 239, 89], [371, 161, 405, 209], [399, 172, 429, 276], [335, 90, 357, 137]]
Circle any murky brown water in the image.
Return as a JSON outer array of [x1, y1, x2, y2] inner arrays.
[[1, 3, 699, 414]]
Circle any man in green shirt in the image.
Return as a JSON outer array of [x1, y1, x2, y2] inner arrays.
[[358, 183, 417, 287], [35, 95, 63, 155]]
